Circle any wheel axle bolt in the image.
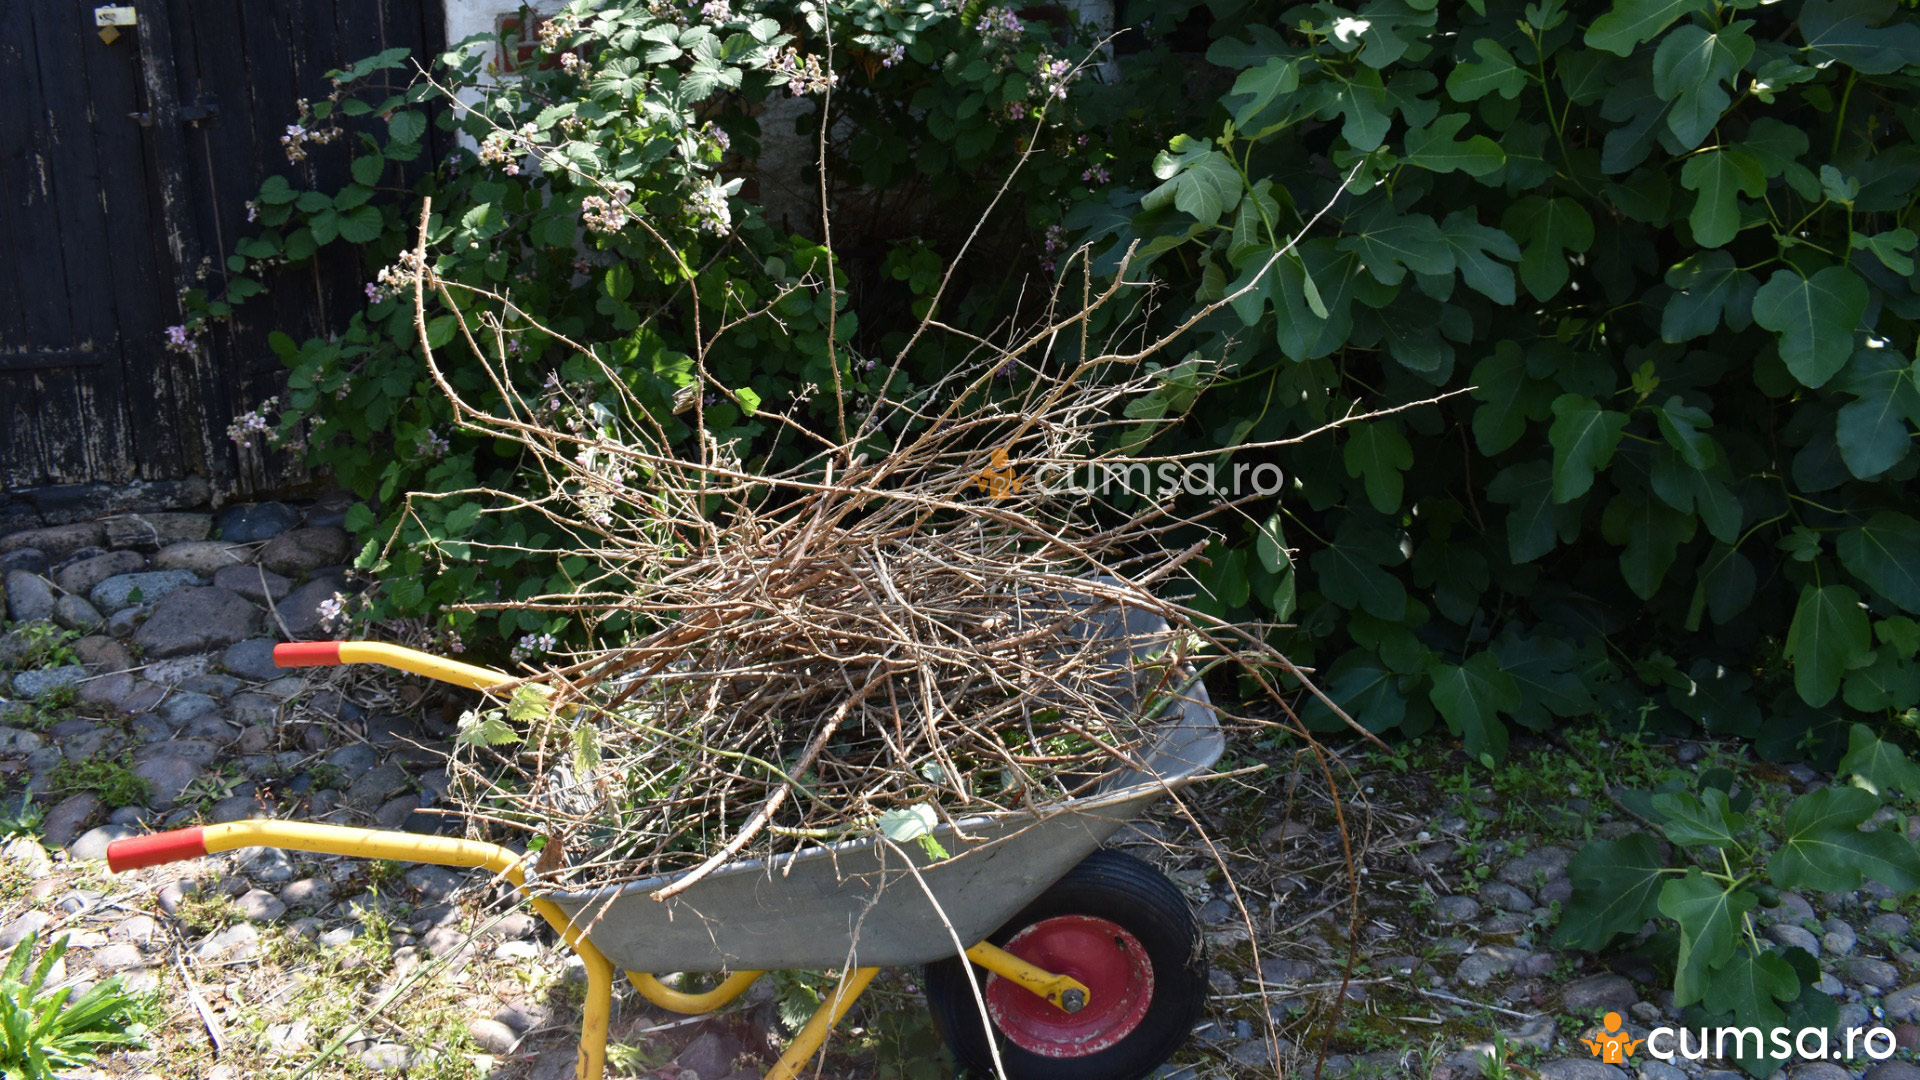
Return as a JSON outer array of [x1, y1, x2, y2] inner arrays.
[[1059, 988, 1086, 1014]]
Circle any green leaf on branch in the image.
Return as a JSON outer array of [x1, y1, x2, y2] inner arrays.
[[1771, 785, 1920, 892], [1554, 833, 1668, 950], [387, 110, 427, 145], [1854, 228, 1918, 275], [1799, 0, 1920, 74], [1488, 461, 1580, 563], [1785, 583, 1872, 707], [1469, 343, 1553, 454], [1679, 148, 1765, 249], [1339, 207, 1454, 286], [1837, 723, 1920, 802], [1834, 350, 1920, 479], [1837, 512, 1920, 613], [1586, 0, 1710, 56], [1503, 196, 1594, 300], [1402, 113, 1505, 177], [1440, 211, 1521, 304], [1427, 652, 1519, 762], [1548, 394, 1628, 503], [1751, 267, 1868, 389], [1661, 251, 1758, 341], [1650, 788, 1746, 848], [1143, 135, 1243, 226], [1707, 949, 1799, 1032], [1658, 871, 1756, 1006], [1343, 421, 1414, 514], [1650, 23, 1754, 149], [1602, 491, 1698, 599], [1309, 522, 1407, 620], [1654, 396, 1715, 469], [1446, 38, 1527, 101]]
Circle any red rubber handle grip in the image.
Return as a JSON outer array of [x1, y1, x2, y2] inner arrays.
[[106, 827, 209, 872], [274, 641, 342, 668]]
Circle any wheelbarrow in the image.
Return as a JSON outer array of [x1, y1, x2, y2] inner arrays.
[[106, 599, 1223, 1080]]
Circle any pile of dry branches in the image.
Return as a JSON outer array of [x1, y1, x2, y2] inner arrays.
[[384, 147, 1385, 893]]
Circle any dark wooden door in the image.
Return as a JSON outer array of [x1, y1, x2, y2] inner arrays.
[[1, 0, 441, 506]]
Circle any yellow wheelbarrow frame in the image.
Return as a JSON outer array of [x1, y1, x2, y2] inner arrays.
[[106, 641, 1090, 1080]]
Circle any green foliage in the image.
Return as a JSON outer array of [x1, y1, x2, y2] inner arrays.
[[47, 754, 149, 809], [0, 624, 80, 672], [0, 932, 152, 1079], [186, 0, 1117, 657], [1556, 724, 1920, 1076], [1065, 0, 1920, 760]]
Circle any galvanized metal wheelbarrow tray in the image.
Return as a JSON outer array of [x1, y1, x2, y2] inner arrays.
[[106, 594, 1222, 1080]]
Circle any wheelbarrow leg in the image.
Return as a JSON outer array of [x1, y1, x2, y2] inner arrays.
[[577, 947, 616, 1080], [763, 966, 880, 1080]]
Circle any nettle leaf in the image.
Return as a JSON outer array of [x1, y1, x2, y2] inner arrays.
[[1679, 148, 1765, 249], [1427, 652, 1519, 762], [1837, 723, 1920, 802], [1659, 871, 1756, 1006], [1488, 460, 1581, 563], [1439, 211, 1521, 303], [1447, 37, 1527, 101], [1834, 349, 1920, 480], [1799, 0, 1920, 74], [1143, 135, 1243, 226], [1554, 833, 1667, 950], [1469, 342, 1554, 454], [1548, 394, 1629, 503], [1837, 511, 1920, 612], [1651, 787, 1745, 848], [1402, 113, 1505, 177], [1339, 207, 1454, 286], [1650, 22, 1754, 149], [1785, 583, 1872, 707], [1343, 420, 1414, 514], [1772, 785, 1920, 892], [1586, 0, 1710, 57], [1661, 251, 1758, 341], [1751, 267, 1868, 389], [1503, 196, 1594, 300], [1310, 521, 1407, 620]]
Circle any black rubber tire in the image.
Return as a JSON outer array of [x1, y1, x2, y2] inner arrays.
[[923, 849, 1207, 1080]]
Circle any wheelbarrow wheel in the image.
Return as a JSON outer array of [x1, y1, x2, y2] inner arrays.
[[923, 848, 1207, 1080]]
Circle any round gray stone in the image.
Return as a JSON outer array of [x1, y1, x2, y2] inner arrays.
[[466, 1018, 519, 1055], [213, 564, 292, 604], [89, 570, 202, 614], [273, 576, 347, 640], [213, 502, 301, 543], [1434, 894, 1482, 923], [257, 527, 349, 575], [4, 572, 56, 623], [53, 551, 145, 596], [1561, 973, 1638, 1013], [67, 825, 137, 862], [39, 793, 101, 848], [150, 541, 250, 575], [12, 665, 85, 700], [131, 755, 203, 809], [219, 639, 284, 681], [51, 594, 104, 634], [132, 586, 262, 658]]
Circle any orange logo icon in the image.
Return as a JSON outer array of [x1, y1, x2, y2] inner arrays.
[[1580, 1011, 1643, 1063], [973, 447, 1023, 500]]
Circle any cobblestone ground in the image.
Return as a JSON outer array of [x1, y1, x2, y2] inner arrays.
[[1, 504, 1917, 1079]]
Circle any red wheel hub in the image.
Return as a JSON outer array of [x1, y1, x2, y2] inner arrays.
[[985, 915, 1153, 1058]]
